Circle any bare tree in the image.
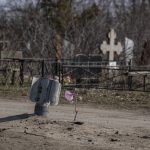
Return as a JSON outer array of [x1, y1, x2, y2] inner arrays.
[[0, 0, 149, 64]]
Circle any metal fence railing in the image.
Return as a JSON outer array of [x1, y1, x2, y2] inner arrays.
[[0, 58, 150, 94]]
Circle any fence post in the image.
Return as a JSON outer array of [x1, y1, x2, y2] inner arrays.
[[128, 60, 132, 91], [19, 59, 24, 86], [61, 62, 64, 86], [58, 62, 61, 82], [41, 60, 45, 77]]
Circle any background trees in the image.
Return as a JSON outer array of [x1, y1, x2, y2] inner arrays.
[[0, 0, 149, 64]]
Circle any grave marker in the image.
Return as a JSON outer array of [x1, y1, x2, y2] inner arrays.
[[101, 29, 122, 84], [125, 37, 134, 65], [100, 29, 123, 61]]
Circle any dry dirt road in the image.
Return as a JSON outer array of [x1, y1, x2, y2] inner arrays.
[[0, 99, 150, 150]]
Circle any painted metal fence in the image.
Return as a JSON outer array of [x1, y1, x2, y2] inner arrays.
[[0, 58, 150, 92]]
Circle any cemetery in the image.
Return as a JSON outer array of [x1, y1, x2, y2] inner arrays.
[[0, 1, 150, 150], [0, 27, 150, 150], [0, 29, 149, 92]]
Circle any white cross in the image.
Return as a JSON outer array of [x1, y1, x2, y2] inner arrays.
[[100, 29, 123, 61]]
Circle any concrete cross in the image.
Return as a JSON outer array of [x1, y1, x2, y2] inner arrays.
[[100, 29, 123, 61]]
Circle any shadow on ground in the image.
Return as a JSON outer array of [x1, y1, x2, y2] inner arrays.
[[0, 113, 34, 123]]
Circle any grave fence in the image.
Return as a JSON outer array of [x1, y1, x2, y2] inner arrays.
[[0, 58, 150, 94]]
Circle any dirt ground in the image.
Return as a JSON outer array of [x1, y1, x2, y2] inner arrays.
[[0, 99, 150, 150]]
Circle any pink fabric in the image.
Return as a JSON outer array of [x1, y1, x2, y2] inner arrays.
[[64, 91, 74, 103]]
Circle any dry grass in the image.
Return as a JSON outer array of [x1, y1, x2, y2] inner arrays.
[[60, 89, 150, 110], [0, 83, 149, 110]]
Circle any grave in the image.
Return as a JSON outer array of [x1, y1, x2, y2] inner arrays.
[[30, 76, 61, 116], [73, 54, 88, 83], [100, 28, 123, 65], [89, 54, 102, 75], [73, 54, 102, 84], [100, 29, 123, 85], [0, 50, 23, 85], [140, 41, 150, 65], [74, 54, 88, 65], [62, 39, 75, 59], [125, 37, 134, 65]]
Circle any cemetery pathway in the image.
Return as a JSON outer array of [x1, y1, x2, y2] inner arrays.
[[0, 99, 150, 150]]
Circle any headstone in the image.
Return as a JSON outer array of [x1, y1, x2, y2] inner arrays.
[[100, 29, 123, 61], [89, 54, 102, 74], [1, 51, 23, 59], [30, 77, 61, 105], [73, 54, 88, 81], [74, 54, 88, 65], [62, 39, 75, 59], [101, 29, 122, 82], [140, 41, 150, 65], [125, 37, 134, 65], [30, 76, 61, 116], [89, 54, 102, 63]]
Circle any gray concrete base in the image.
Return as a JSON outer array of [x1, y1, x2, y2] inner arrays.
[[34, 103, 49, 116]]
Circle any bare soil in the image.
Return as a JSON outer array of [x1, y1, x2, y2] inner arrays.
[[0, 99, 150, 150]]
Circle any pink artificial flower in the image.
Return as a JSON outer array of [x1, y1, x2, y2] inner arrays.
[[64, 90, 74, 103]]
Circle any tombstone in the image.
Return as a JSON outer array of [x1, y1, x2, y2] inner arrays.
[[74, 54, 88, 65], [100, 29, 123, 63], [1, 50, 23, 59], [89, 54, 102, 75], [89, 54, 102, 63], [101, 29, 123, 84], [62, 39, 75, 59], [73, 54, 88, 82], [73, 54, 102, 84], [30, 76, 61, 116], [140, 41, 150, 65], [0, 50, 23, 85], [125, 37, 134, 65]]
